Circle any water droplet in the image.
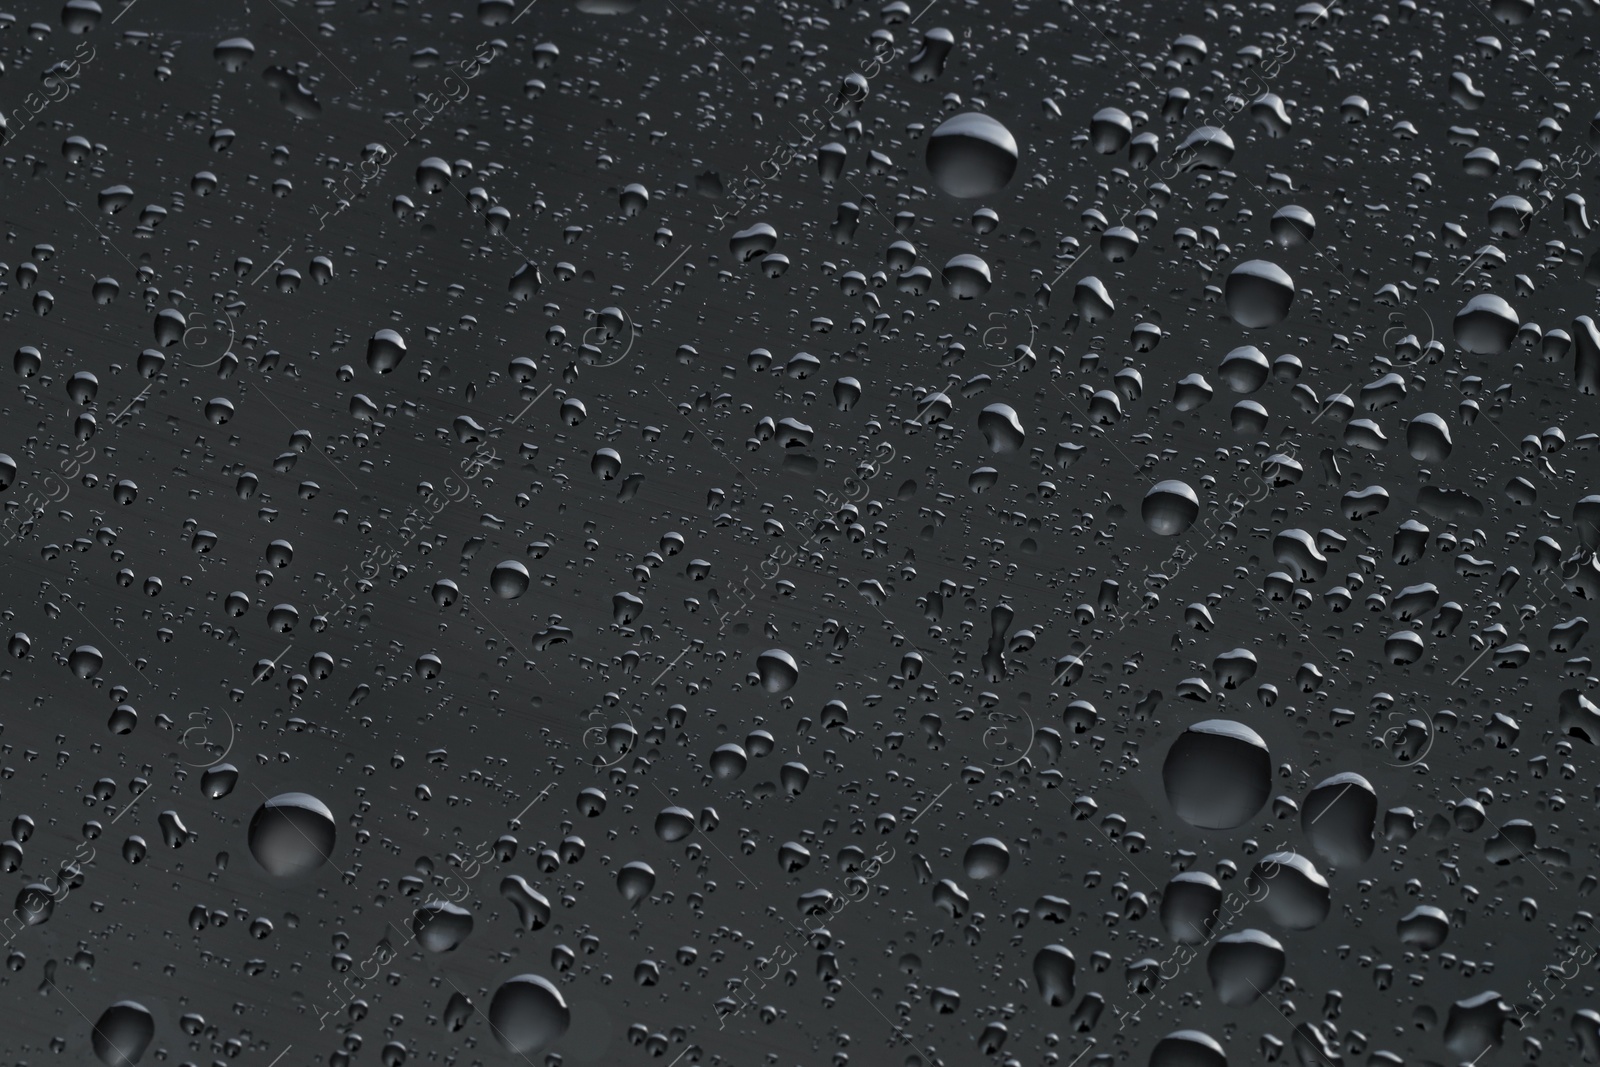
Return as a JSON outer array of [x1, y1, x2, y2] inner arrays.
[[1397, 905, 1450, 950], [619, 183, 649, 216], [122, 836, 147, 864], [416, 157, 453, 194], [413, 900, 473, 952], [1406, 412, 1453, 461], [204, 397, 234, 425], [654, 806, 695, 841], [90, 1001, 155, 1067], [61, 0, 101, 34], [710, 744, 748, 780], [1269, 205, 1316, 246], [367, 329, 407, 374], [1453, 293, 1519, 355], [1032, 944, 1075, 1005], [214, 37, 255, 71], [1244, 851, 1331, 929], [68, 645, 104, 679], [490, 560, 531, 599], [977, 404, 1025, 454], [926, 112, 1019, 199], [779, 762, 811, 796], [1206, 930, 1285, 1007], [1225, 260, 1295, 328], [1142, 480, 1200, 536], [1160, 871, 1222, 943], [444, 991, 473, 1031], [1443, 991, 1509, 1060], [15, 883, 53, 926], [201, 764, 238, 799], [247, 792, 335, 878], [501, 875, 552, 931], [1149, 1029, 1227, 1067], [963, 837, 1009, 879], [1162, 720, 1271, 829], [108, 704, 136, 734], [755, 649, 799, 693], [1174, 126, 1235, 170], [488, 974, 570, 1055], [617, 860, 656, 906], [1301, 772, 1377, 866], [1088, 107, 1132, 154], [941, 253, 992, 298]]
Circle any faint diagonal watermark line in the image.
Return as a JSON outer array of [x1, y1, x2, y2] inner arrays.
[[1067, 0, 1338, 232], [110, 384, 153, 425], [1243, 979, 1341, 1067], [1451, 639, 1497, 685], [1307, 781, 1354, 824], [38, 172, 139, 271], [250, 243, 293, 287], [1049, 381, 1358, 695], [260, 0, 361, 90], [253, 643, 295, 684], [647, 244, 690, 288], [1450, 783, 1557, 890]]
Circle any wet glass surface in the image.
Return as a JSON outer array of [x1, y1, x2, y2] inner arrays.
[[0, 0, 1597, 1064]]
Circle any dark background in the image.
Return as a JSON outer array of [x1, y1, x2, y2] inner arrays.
[[0, 0, 1595, 1065]]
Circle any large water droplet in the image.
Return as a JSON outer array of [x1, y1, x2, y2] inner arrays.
[[1142, 480, 1200, 536], [1244, 851, 1331, 929], [710, 744, 748, 780], [413, 900, 473, 952], [68, 645, 104, 679], [1301, 772, 1377, 867], [1032, 944, 1075, 1006], [214, 37, 256, 72], [1443, 991, 1509, 1060], [1269, 205, 1316, 246], [247, 792, 336, 877], [201, 764, 238, 799], [15, 883, 54, 926], [1174, 126, 1235, 170], [1149, 1029, 1227, 1067], [1159, 871, 1222, 943], [1453, 293, 1519, 354], [942, 253, 992, 298], [926, 113, 1019, 198], [1224, 259, 1295, 328], [91, 1001, 155, 1067], [1206, 930, 1285, 1007], [1088, 107, 1132, 154], [1406, 412, 1453, 462], [963, 837, 1009, 879], [617, 860, 656, 906], [1162, 720, 1271, 829], [367, 329, 407, 374], [488, 974, 570, 1055], [977, 404, 1026, 454], [501, 875, 552, 931], [490, 560, 530, 599], [755, 649, 799, 693], [1397, 905, 1450, 950], [654, 806, 695, 842]]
